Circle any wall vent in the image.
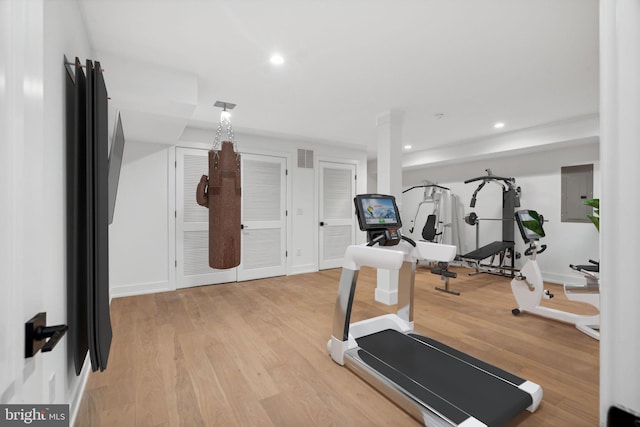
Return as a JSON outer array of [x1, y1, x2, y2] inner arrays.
[[297, 149, 314, 168]]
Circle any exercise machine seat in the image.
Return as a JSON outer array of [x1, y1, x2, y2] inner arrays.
[[462, 241, 513, 261]]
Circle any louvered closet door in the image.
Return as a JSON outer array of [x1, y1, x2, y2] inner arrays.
[[318, 161, 356, 270], [176, 147, 237, 288], [237, 154, 287, 282]]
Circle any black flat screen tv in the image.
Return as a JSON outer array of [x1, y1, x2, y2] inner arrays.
[[107, 112, 125, 225]]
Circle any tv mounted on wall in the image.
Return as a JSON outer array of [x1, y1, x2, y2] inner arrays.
[[107, 111, 125, 225]]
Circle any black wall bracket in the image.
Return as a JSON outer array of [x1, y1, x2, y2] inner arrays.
[[25, 312, 68, 358]]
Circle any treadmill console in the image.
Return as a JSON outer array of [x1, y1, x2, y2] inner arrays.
[[514, 209, 545, 243], [354, 194, 403, 246]]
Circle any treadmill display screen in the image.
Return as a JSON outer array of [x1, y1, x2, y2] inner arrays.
[[354, 194, 402, 231], [515, 210, 545, 242]]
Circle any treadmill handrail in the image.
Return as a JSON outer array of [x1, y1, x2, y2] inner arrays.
[[415, 241, 457, 262], [343, 241, 458, 271], [342, 244, 406, 271]]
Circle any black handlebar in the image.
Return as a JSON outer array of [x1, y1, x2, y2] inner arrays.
[[366, 234, 416, 247], [402, 236, 416, 247], [524, 244, 547, 257], [402, 184, 450, 193], [465, 170, 520, 208], [464, 175, 516, 184]]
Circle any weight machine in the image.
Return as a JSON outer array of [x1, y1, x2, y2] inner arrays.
[[458, 169, 521, 277], [403, 183, 460, 294], [402, 183, 452, 244]]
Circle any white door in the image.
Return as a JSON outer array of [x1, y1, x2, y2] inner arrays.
[[176, 147, 237, 288], [1, 0, 45, 402], [318, 162, 356, 270], [237, 154, 287, 281]]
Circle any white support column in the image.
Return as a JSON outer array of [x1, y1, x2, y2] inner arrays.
[[375, 110, 404, 305], [600, 0, 640, 424]]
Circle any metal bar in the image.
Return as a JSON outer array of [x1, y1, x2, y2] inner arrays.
[[332, 268, 359, 341], [402, 184, 450, 193]]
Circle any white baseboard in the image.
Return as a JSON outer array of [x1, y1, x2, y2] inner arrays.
[[110, 280, 172, 298], [288, 264, 317, 275], [70, 355, 90, 427]]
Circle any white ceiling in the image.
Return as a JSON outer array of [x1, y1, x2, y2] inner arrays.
[[79, 0, 599, 159]]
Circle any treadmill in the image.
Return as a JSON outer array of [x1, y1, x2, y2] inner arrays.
[[327, 194, 542, 427]]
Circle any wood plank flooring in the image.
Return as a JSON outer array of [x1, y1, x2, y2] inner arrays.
[[75, 266, 599, 426]]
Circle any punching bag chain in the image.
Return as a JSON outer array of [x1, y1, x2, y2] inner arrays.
[[212, 113, 236, 153]]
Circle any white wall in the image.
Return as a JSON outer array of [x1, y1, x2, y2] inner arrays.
[[402, 140, 600, 284], [109, 141, 173, 296], [0, 0, 92, 423], [108, 127, 368, 297]]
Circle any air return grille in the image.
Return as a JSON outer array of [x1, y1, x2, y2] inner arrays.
[[297, 149, 314, 168]]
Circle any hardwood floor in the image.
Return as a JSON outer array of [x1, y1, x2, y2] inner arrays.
[[75, 266, 599, 426]]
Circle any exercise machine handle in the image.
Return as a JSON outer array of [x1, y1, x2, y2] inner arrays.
[[524, 244, 547, 257], [464, 175, 514, 184], [401, 235, 416, 247], [402, 184, 450, 193]]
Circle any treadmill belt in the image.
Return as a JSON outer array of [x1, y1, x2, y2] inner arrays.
[[356, 329, 532, 427], [409, 334, 527, 386]]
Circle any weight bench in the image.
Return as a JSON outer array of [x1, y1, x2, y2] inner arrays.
[[459, 240, 516, 277]]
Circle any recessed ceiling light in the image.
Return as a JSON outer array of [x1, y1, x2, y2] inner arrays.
[[270, 54, 284, 65], [404, 145, 412, 150], [494, 122, 505, 129]]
